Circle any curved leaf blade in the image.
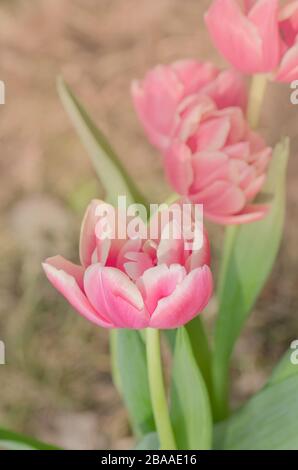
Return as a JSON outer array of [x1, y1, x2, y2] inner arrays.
[[213, 138, 290, 419], [170, 328, 212, 450], [268, 346, 298, 386], [0, 428, 59, 450], [214, 375, 298, 450], [116, 330, 155, 438], [57, 77, 147, 208], [135, 432, 159, 450]]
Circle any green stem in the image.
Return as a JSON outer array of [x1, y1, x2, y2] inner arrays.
[[146, 328, 176, 450], [246, 74, 268, 129], [109, 330, 122, 394]]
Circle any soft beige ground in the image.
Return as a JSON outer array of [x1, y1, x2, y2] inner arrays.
[[0, 0, 297, 449]]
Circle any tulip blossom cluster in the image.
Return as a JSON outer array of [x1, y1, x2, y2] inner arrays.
[[43, 200, 212, 329], [44, 3, 280, 331], [132, 61, 272, 224], [39, 0, 293, 453], [205, 0, 298, 82]]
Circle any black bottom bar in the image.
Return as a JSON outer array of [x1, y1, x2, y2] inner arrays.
[[0, 449, 295, 465]]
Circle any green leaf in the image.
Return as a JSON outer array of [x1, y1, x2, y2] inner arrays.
[[170, 328, 212, 450], [57, 77, 148, 209], [214, 374, 298, 450], [163, 329, 177, 352], [0, 428, 59, 450], [185, 316, 212, 398], [135, 432, 159, 450], [116, 329, 155, 438], [268, 345, 298, 386], [213, 138, 290, 420]]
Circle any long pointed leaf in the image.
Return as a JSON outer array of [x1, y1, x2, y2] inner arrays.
[[116, 330, 155, 438], [0, 428, 59, 450], [170, 328, 212, 450], [214, 374, 298, 450], [268, 346, 298, 386], [135, 433, 159, 450], [57, 77, 148, 208], [213, 138, 290, 420]]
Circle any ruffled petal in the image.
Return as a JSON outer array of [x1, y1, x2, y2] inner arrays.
[[248, 0, 280, 71], [276, 42, 298, 82], [42, 262, 112, 328], [148, 266, 213, 329], [195, 117, 231, 152], [84, 264, 148, 329], [192, 180, 246, 215], [79, 199, 112, 268], [131, 66, 183, 150], [165, 141, 194, 195], [45, 255, 84, 289], [205, 0, 264, 74], [191, 151, 229, 193], [203, 69, 247, 110], [205, 203, 269, 225], [172, 59, 219, 97], [137, 264, 186, 315]]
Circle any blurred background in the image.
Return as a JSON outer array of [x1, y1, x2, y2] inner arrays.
[[0, 0, 297, 450]]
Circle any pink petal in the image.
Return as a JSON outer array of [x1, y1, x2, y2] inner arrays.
[[244, 174, 266, 201], [80, 199, 109, 268], [236, 163, 256, 189], [157, 235, 185, 266], [251, 147, 272, 174], [42, 262, 112, 328], [191, 151, 229, 193], [276, 42, 298, 82], [205, 0, 264, 74], [192, 181, 246, 215], [243, 0, 258, 13], [279, 1, 298, 22], [195, 117, 231, 152], [116, 238, 143, 272], [84, 264, 148, 329], [248, 0, 280, 71], [124, 251, 155, 281], [229, 159, 252, 184], [205, 203, 269, 225], [172, 59, 219, 96], [185, 228, 211, 271], [224, 142, 250, 160], [203, 69, 247, 110], [246, 128, 267, 152], [131, 66, 183, 150], [149, 266, 213, 329], [216, 107, 246, 144], [175, 96, 215, 145], [278, 1, 298, 49], [165, 141, 194, 195], [45, 255, 84, 290], [137, 264, 186, 315]]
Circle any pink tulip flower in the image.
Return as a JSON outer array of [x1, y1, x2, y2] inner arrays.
[[164, 95, 272, 225], [205, 0, 298, 82], [131, 59, 247, 152], [43, 200, 213, 329]]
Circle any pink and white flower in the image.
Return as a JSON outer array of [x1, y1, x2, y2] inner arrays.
[[164, 95, 272, 225], [131, 59, 246, 152], [43, 200, 213, 329]]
